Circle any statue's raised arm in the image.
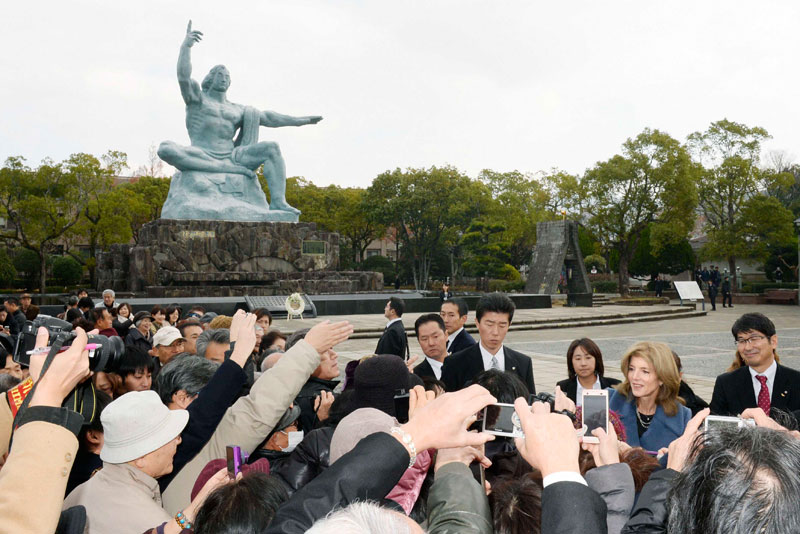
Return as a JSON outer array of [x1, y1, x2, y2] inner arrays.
[[177, 20, 203, 105]]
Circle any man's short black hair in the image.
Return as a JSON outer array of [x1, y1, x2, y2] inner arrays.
[[91, 308, 109, 324], [732, 313, 776, 340], [388, 296, 405, 317], [476, 293, 515, 323], [4, 297, 19, 306], [177, 320, 203, 336], [442, 297, 469, 318], [77, 296, 94, 310], [118, 346, 155, 378], [414, 313, 446, 337], [473, 369, 530, 402]]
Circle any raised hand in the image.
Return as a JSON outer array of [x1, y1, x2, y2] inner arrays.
[[229, 309, 248, 343], [229, 313, 257, 367], [514, 400, 581, 478], [306, 116, 323, 125], [666, 408, 709, 472], [399, 384, 496, 452], [303, 321, 353, 353], [183, 20, 203, 48]]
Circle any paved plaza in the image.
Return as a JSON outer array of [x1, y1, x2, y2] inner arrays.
[[273, 302, 799, 400]]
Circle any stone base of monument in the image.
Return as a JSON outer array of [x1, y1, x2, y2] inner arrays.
[[160, 170, 299, 222], [96, 219, 382, 296]]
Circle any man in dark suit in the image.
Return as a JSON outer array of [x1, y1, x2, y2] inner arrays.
[[412, 313, 448, 380], [711, 312, 800, 419], [441, 293, 535, 393], [375, 296, 408, 359], [440, 297, 476, 355]]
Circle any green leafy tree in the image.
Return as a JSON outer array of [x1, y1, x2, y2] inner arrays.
[[0, 156, 93, 293], [51, 255, 83, 286], [115, 176, 172, 242], [629, 224, 695, 280], [64, 151, 129, 285], [688, 119, 794, 285], [765, 152, 800, 218], [366, 166, 490, 289], [582, 128, 699, 296], [478, 170, 549, 266], [461, 220, 514, 288], [0, 249, 15, 288]]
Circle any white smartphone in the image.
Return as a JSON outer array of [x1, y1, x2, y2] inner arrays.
[[581, 389, 609, 444], [482, 403, 524, 438], [704, 415, 756, 431]]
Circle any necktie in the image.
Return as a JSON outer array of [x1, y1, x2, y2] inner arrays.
[[446, 339, 450, 350], [756, 375, 771, 416], [491, 355, 499, 370]]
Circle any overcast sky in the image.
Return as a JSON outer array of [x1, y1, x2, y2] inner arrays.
[[2, 1, 799, 188]]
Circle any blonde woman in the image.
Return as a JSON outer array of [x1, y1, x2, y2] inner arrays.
[[610, 341, 691, 451]]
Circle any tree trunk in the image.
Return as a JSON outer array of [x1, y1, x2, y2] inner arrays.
[[618, 249, 631, 297], [39, 250, 47, 295], [728, 256, 737, 289]]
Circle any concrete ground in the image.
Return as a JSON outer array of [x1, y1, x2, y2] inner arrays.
[[272, 303, 799, 402]]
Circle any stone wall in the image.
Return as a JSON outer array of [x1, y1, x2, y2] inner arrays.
[[96, 219, 383, 296]]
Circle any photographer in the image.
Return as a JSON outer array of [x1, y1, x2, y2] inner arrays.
[[0, 328, 91, 533]]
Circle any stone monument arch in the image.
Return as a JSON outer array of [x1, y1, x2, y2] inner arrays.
[[524, 221, 592, 306]]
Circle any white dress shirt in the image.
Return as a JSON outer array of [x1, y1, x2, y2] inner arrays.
[[479, 342, 505, 371], [575, 374, 602, 407], [386, 318, 402, 328], [447, 327, 464, 349], [425, 357, 443, 379], [749, 359, 777, 404]]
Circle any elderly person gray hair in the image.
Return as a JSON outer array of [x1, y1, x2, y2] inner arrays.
[[156, 354, 220, 409], [63, 391, 191, 533], [196, 328, 230, 363], [98, 288, 118, 310]]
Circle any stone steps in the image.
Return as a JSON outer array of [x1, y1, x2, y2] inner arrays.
[[346, 306, 705, 339]]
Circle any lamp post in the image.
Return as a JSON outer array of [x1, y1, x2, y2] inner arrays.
[[794, 217, 800, 305]]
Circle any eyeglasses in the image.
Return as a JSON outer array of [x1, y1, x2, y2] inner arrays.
[[734, 335, 767, 347]]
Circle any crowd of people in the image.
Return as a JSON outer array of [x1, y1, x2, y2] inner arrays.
[[0, 289, 798, 534]]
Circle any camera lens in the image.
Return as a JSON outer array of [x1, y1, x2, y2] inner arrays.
[[84, 334, 126, 373]]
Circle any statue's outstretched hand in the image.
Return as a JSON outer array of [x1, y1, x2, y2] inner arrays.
[[307, 116, 323, 125], [183, 20, 204, 48]]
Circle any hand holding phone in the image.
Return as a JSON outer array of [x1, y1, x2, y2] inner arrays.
[[226, 445, 247, 479], [581, 390, 609, 444]]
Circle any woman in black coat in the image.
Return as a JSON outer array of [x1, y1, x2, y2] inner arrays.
[[555, 338, 620, 405]]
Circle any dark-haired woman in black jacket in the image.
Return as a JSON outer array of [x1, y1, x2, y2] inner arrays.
[[556, 338, 620, 405]]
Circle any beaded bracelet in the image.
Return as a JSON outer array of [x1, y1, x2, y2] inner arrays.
[[390, 426, 417, 469], [175, 510, 194, 531]]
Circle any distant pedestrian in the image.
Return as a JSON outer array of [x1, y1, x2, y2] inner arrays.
[[439, 283, 452, 302], [708, 279, 718, 311], [775, 266, 783, 282], [654, 275, 663, 297], [711, 266, 721, 288], [722, 275, 733, 308]]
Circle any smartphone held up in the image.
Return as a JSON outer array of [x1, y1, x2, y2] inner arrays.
[[581, 389, 609, 444]]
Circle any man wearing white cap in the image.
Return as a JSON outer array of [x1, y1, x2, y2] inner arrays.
[[63, 390, 189, 533], [150, 325, 186, 379]]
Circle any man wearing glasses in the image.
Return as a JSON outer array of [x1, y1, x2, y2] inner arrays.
[[710, 312, 800, 419]]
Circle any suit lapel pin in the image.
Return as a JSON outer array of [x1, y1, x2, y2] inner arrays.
[[512, 366, 516, 371], [782, 391, 787, 397]]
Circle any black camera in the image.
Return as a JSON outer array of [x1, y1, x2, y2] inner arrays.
[[13, 316, 125, 373]]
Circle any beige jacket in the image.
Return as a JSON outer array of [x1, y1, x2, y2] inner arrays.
[[162, 339, 321, 513], [63, 462, 171, 534], [0, 421, 78, 534]]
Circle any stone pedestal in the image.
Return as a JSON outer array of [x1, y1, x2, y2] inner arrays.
[[96, 219, 383, 296]]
